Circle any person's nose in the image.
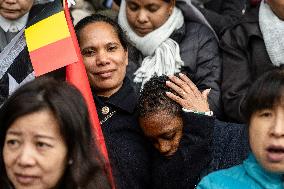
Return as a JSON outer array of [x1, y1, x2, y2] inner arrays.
[[270, 112, 284, 138], [137, 10, 149, 24], [95, 50, 110, 66], [157, 140, 171, 155], [17, 145, 37, 167]]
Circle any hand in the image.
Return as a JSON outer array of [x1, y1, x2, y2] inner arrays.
[[166, 73, 210, 112], [67, 0, 76, 7]]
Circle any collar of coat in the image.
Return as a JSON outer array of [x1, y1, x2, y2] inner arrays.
[[93, 77, 138, 114], [244, 153, 283, 188]]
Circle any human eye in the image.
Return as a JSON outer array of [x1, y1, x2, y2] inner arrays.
[[6, 139, 20, 149], [258, 109, 273, 118], [82, 48, 96, 57], [127, 2, 139, 11], [107, 44, 118, 52], [148, 5, 160, 12], [36, 141, 52, 150], [162, 132, 176, 140]]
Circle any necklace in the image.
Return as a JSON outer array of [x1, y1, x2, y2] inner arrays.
[[100, 110, 116, 125]]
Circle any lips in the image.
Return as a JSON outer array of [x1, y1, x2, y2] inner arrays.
[[94, 69, 115, 79], [135, 27, 152, 36], [266, 145, 284, 162], [15, 173, 39, 185]]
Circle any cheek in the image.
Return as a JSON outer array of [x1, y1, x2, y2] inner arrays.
[[249, 126, 265, 154], [3, 146, 14, 169], [83, 58, 95, 72], [42, 148, 68, 186], [126, 10, 136, 27]]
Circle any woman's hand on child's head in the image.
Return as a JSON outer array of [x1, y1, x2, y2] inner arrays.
[[166, 73, 210, 112]]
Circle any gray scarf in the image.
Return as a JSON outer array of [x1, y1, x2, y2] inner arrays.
[[259, 0, 284, 67]]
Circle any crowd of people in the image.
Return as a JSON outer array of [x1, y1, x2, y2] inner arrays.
[[0, 0, 283, 188]]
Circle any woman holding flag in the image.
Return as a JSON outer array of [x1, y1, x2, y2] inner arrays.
[[75, 14, 152, 189]]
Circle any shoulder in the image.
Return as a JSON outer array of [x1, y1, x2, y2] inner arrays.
[[198, 165, 247, 189], [221, 7, 261, 47], [184, 21, 216, 39]]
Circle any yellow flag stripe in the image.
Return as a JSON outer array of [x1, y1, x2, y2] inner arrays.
[[25, 11, 70, 51]]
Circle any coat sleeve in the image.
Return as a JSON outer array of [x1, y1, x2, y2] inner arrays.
[[194, 25, 222, 118], [220, 26, 251, 122]]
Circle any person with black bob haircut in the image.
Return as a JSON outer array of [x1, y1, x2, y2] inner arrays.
[[198, 69, 284, 188], [0, 78, 110, 189]]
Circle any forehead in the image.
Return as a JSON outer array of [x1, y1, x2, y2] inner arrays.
[[7, 110, 61, 138], [126, 0, 171, 5], [139, 112, 182, 137], [79, 22, 120, 45]]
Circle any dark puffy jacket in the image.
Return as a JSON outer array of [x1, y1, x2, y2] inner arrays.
[[126, 0, 223, 118], [220, 6, 280, 123]]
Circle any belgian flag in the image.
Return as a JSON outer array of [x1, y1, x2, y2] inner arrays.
[[25, 1, 116, 188], [25, 0, 77, 76]]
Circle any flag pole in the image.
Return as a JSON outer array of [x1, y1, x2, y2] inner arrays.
[[63, 1, 115, 188]]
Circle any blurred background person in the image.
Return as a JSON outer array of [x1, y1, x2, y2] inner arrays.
[[193, 0, 249, 38], [221, 0, 284, 123], [75, 14, 152, 189], [0, 78, 110, 189], [198, 69, 284, 189], [0, 0, 65, 105]]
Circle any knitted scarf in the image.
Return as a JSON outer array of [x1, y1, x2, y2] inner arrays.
[[259, 0, 284, 67], [118, 0, 185, 87]]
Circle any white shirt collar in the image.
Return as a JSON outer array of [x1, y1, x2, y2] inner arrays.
[[0, 13, 29, 32]]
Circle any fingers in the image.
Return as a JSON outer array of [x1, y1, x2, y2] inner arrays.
[[166, 91, 189, 108], [202, 88, 211, 101], [178, 73, 201, 97], [166, 80, 186, 98], [167, 74, 201, 99]]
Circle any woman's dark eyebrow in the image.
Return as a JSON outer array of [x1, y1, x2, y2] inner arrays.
[[6, 131, 22, 136], [35, 134, 56, 140]]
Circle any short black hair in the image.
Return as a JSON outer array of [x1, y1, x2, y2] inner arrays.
[[75, 14, 128, 51], [138, 75, 182, 118], [244, 69, 284, 122], [0, 78, 110, 189]]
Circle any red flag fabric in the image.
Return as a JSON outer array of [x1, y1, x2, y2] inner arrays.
[[63, 1, 115, 188]]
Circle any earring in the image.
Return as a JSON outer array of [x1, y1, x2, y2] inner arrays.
[[68, 159, 73, 165]]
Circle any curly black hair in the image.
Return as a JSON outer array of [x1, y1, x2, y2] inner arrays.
[[138, 75, 182, 118]]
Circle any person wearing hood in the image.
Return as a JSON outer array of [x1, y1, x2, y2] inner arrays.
[[118, 0, 223, 118], [221, 0, 284, 123]]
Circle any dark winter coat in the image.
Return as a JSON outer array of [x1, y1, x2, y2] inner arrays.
[[126, 0, 222, 118], [198, 0, 249, 37], [220, 6, 279, 123], [92, 78, 152, 189]]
